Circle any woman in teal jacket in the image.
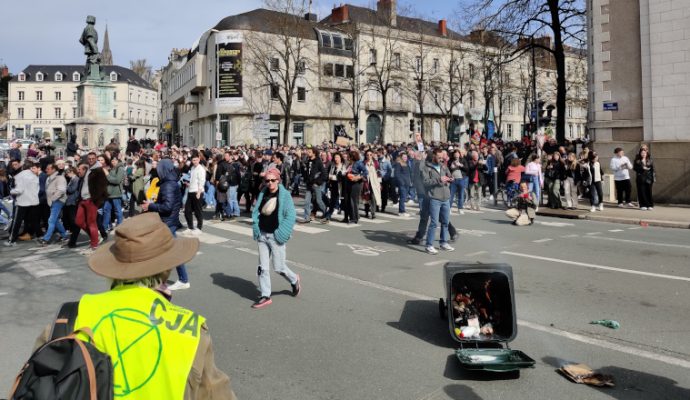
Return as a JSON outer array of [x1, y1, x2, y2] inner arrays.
[[251, 167, 301, 309]]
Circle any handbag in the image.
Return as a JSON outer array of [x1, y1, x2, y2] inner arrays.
[[361, 179, 371, 201]]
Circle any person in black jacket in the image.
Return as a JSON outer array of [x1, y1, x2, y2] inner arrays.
[[545, 152, 565, 209], [125, 135, 141, 156], [143, 158, 190, 291], [633, 147, 655, 210], [300, 147, 327, 223], [215, 152, 241, 219]]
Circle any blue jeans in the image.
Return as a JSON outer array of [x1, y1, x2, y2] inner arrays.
[[528, 180, 541, 206], [205, 181, 217, 207], [449, 177, 468, 209], [224, 185, 240, 217], [0, 200, 12, 219], [257, 232, 297, 298], [102, 198, 123, 230], [292, 174, 302, 193], [397, 185, 409, 213], [425, 198, 450, 247], [43, 201, 67, 241], [304, 183, 326, 219], [167, 222, 189, 283]]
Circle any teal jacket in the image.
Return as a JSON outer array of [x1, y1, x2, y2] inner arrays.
[[252, 184, 296, 244]]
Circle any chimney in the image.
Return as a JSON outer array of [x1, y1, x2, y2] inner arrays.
[[377, 0, 397, 27], [1, 66, 8, 78], [304, 12, 317, 22], [438, 19, 447, 37], [331, 4, 350, 23]]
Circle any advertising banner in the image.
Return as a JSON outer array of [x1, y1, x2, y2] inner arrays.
[[216, 31, 243, 107]]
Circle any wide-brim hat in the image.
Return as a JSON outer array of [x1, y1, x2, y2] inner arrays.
[[88, 213, 199, 280]]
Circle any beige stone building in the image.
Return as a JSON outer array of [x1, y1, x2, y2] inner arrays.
[[7, 65, 158, 148], [588, 0, 690, 203], [160, 1, 587, 147]]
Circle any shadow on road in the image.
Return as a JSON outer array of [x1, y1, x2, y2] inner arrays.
[[210, 273, 257, 301], [387, 300, 457, 348], [542, 356, 690, 399], [361, 229, 428, 253], [486, 219, 513, 225], [443, 383, 484, 399]]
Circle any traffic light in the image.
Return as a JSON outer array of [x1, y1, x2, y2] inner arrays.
[[409, 119, 415, 132]]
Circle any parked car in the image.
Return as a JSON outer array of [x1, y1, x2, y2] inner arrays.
[[0, 139, 9, 151], [17, 139, 35, 149]]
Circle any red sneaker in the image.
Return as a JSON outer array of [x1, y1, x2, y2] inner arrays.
[[251, 297, 272, 309]]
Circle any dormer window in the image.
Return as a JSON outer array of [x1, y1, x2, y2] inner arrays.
[[18, 73, 26, 82], [55, 72, 63, 82], [36, 72, 44, 82], [73, 72, 80, 81], [110, 72, 118, 82]]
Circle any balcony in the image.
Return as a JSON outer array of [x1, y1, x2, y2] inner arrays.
[[365, 100, 409, 113]]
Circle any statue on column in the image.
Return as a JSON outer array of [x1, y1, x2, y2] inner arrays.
[[79, 15, 101, 78]]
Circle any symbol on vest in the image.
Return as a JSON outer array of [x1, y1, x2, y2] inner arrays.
[[149, 298, 200, 337], [93, 308, 163, 397]]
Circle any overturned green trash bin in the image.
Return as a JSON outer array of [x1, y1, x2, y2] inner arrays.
[[438, 262, 535, 372]]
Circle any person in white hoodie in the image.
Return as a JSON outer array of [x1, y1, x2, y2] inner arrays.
[[5, 161, 41, 246], [38, 162, 68, 245], [184, 151, 206, 234], [609, 147, 634, 207]]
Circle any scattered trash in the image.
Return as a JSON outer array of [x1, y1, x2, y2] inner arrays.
[[558, 363, 615, 387], [640, 221, 649, 227], [590, 319, 620, 329]]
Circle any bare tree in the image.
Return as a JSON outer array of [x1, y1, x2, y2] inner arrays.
[[130, 59, 153, 84], [246, 0, 312, 144], [402, 25, 436, 138], [432, 38, 472, 142], [461, 0, 586, 143]]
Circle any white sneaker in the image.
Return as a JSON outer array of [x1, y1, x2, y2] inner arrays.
[[407, 200, 414, 204], [648, 207, 654, 211], [599, 204, 604, 211], [627, 203, 635, 208], [191, 229, 202, 236], [426, 246, 438, 254], [398, 212, 410, 217], [440, 243, 455, 251], [489, 195, 494, 201], [590, 206, 596, 212], [617, 203, 625, 208], [168, 281, 191, 290], [458, 210, 465, 215], [640, 207, 647, 211]]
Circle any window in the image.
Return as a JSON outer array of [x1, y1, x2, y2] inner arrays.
[[82, 129, 89, 147], [507, 124, 513, 137], [55, 91, 61, 101], [36, 91, 43, 101], [129, 109, 133, 120], [110, 72, 117, 81], [72, 107, 77, 118], [568, 105, 573, 118], [17, 108, 24, 119], [568, 123, 573, 136], [298, 60, 306, 75], [432, 58, 439, 74], [506, 96, 513, 114], [503, 72, 511, 86], [369, 48, 377, 65], [18, 73, 26, 82], [36, 108, 42, 119], [36, 72, 44, 82], [113, 109, 117, 118], [393, 52, 401, 69], [270, 58, 280, 71], [335, 64, 345, 77], [270, 84, 279, 100], [415, 57, 422, 73], [332, 35, 343, 49], [55, 72, 63, 82], [73, 72, 80, 81], [344, 38, 354, 51], [324, 63, 334, 76], [55, 108, 61, 119], [346, 65, 354, 79], [321, 32, 332, 48], [469, 90, 475, 108], [73, 92, 78, 101], [113, 92, 117, 100], [469, 64, 475, 79], [297, 87, 306, 102], [334, 91, 342, 104], [18, 91, 24, 101], [98, 129, 105, 147]]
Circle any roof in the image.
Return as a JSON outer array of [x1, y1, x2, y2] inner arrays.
[[13, 65, 154, 90], [212, 8, 326, 41], [321, 4, 465, 41]]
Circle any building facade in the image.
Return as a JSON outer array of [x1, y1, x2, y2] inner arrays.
[[7, 65, 158, 147], [588, 0, 690, 203], [160, 1, 587, 147]]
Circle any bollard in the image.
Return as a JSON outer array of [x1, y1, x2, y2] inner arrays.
[[493, 167, 498, 206]]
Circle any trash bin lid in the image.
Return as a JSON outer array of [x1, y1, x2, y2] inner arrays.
[[455, 348, 535, 372]]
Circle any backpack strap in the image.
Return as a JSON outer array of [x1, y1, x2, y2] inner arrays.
[[50, 301, 79, 340]]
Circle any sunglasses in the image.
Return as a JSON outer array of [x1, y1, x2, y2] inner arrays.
[[265, 179, 278, 183]]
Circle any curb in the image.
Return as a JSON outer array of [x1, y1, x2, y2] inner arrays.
[[535, 210, 690, 229]]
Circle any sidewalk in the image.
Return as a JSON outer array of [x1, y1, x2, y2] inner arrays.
[[536, 202, 690, 229]]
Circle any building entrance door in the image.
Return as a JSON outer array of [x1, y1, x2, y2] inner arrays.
[[366, 114, 381, 144]]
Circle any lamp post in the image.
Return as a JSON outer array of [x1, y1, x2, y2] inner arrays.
[[531, 39, 539, 140]]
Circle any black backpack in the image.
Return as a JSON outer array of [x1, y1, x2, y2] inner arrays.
[[10, 302, 114, 400]]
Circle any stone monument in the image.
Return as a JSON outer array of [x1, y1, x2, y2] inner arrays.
[[66, 16, 126, 150]]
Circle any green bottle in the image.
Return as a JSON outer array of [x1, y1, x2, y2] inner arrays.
[[590, 319, 620, 329]]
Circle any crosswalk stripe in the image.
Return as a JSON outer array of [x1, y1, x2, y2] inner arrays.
[[196, 231, 232, 244], [14, 255, 67, 278], [207, 222, 253, 237]]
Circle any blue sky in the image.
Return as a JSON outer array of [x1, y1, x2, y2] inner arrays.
[[1, 0, 459, 74]]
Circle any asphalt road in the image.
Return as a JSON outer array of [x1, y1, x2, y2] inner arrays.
[[1, 199, 689, 399]]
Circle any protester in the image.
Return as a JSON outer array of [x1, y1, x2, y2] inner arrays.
[[422, 148, 454, 254], [610, 147, 634, 207], [184, 151, 206, 234], [505, 182, 537, 226], [38, 162, 68, 245], [5, 161, 41, 246], [633, 147, 655, 210]]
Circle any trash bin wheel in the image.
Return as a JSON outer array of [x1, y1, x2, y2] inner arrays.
[[438, 298, 447, 320]]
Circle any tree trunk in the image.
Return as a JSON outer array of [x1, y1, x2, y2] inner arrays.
[[380, 95, 388, 144], [550, 0, 567, 144], [282, 115, 291, 146]]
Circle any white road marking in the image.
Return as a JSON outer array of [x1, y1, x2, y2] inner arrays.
[[424, 259, 449, 266], [628, 227, 642, 230], [374, 212, 415, 220], [585, 232, 602, 236], [236, 247, 259, 256], [226, 246, 690, 370], [532, 238, 553, 243], [13, 256, 67, 278], [0, 292, 8, 296], [455, 229, 496, 237], [560, 234, 579, 238], [196, 232, 230, 244], [608, 229, 624, 232], [501, 251, 690, 282], [293, 224, 329, 234], [580, 236, 690, 249], [209, 222, 253, 237], [536, 221, 575, 227], [196, 251, 203, 255], [464, 251, 488, 257]]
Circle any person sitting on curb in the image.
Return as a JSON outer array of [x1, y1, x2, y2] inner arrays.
[[26, 213, 238, 399], [505, 182, 537, 226], [251, 167, 301, 309]]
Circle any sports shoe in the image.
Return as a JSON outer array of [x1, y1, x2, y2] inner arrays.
[[4, 240, 16, 247], [398, 212, 410, 217], [426, 245, 438, 254], [407, 237, 421, 245], [168, 281, 191, 291], [320, 218, 330, 224], [489, 195, 494, 201], [590, 206, 596, 212], [291, 274, 301, 297], [251, 296, 272, 309], [648, 207, 654, 211], [458, 209, 465, 215], [599, 204, 604, 211], [440, 243, 455, 251], [37, 238, 49, 246], [190, 229, 202, 236], [449, 234, 458, 243], [617, 203, 625, 208], [627, 203, 635, 208], [640, 207, 648, 211]]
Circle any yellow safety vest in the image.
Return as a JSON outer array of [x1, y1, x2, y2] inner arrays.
[[74, 285, 205, 400]]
